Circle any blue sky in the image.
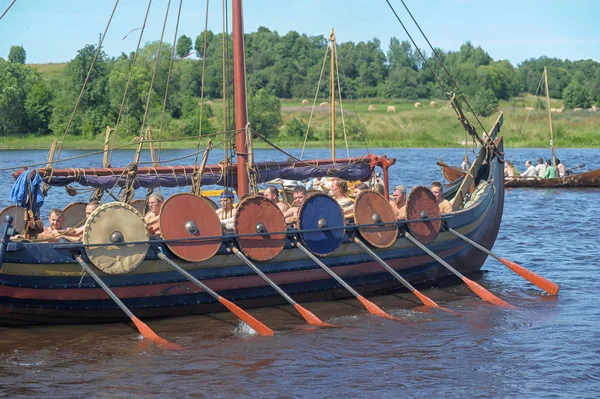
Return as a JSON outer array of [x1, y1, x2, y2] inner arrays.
[[1, 0, 599, 66]]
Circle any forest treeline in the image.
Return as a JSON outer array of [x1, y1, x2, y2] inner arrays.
[[1, 26, 600, 138]]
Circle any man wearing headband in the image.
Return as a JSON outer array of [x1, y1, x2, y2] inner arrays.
[[217, 190, 236, 232], [144, 192, 164, 236]]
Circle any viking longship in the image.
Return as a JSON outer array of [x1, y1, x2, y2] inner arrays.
[[1, 1, 558, 338], [437, 67, 600, 189]]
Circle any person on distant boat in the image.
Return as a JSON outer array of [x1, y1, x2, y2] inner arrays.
[[556, 158, 566, 178], [144, 192, 164, 236], [430, 181, 453, 214], [37, 208, 64, 240], [283, 186, 307, 226], [389, 185, 407, 220], [461, 155, 469, 171], [504, 161, 515, 178], [264, 185, 290, 213], [535, 157, 547, 177], [521, 160, 537, 178], [543, 159, 557, 178]]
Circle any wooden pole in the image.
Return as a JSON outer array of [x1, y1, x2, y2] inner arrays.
[[47, 139, 58, 168], [544, 66, 557, 168], [103, 126, 112, 168], [232, 0, 249, 197], [146, 128, 159, 167], [330, 29, 336, 159]]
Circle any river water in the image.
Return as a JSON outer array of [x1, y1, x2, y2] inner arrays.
[[0, 147, 598, 398]]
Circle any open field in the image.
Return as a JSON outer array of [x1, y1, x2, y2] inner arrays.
[[2, 95, 599, 150]]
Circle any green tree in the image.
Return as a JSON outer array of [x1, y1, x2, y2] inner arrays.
[[563, 83, 592, 109], [248, 89, 281, 138], [0, 59, 39, 135], [471, 88, 498, 117], [285, 117, 312, 139], [25, 80, 54, 133], [176, 35, 193, 58], [8, 45, 26, 64]]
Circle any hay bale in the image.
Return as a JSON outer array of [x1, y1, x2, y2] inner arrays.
[[414, 102, 422, 108], [319, 102, 329, 107], [429, 101, 437, 107], [206, 100, 213, 106], [525, 107, 534, 111], [386, 105, 396, 113], [367, 104, 378, 112], [301, 99, 309, 105], [574, 107, 582, 112]]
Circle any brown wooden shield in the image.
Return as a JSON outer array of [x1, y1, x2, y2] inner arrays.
[[203, 196, 219, 211], [406, 186, 441, 245], [234, 195, 286, 261], [0, 205, 26, 235], [83, 202, 149, 274], [130, 199, 147, 215], [160, 193, 222, 262], [353, 190, 398, 248], [62, 202, 88, 229]]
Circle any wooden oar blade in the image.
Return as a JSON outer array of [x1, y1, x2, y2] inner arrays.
[[131, 316, 184, 350], [500, 258, 559, 295], [293, 304, 335, 327], [357, 295, 403, 321], [462, 277, 515, 309], [217, 296, 275, 336]]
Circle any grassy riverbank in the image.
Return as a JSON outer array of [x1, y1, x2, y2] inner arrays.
[[2, 96, 600, 150]]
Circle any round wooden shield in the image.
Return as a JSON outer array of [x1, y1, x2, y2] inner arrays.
[[297, 193, 345, 256], [353, 190, 398, 248], [83, 202, 149, 274], [234, 195, 286, 261], [203, 196, 219, 211], [130, 199, 147, 215], [61, 202, 88, 229], [406, 186, 441, 245], [0, 205, 26, 235], [160, 193, 222, 262]]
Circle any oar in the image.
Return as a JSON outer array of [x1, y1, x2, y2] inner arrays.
[[403, 233, 515, 309], [230, 246, 334, 328], [291, 238, 402, 321], [74, 256, 183, 350], [565, 163, 584, 173], [350, 235, 453, 313], [446, 228, 559, 295], [155, 249, 274, 336]]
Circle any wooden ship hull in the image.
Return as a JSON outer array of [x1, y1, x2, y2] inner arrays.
[[438, 160, 600, 188]]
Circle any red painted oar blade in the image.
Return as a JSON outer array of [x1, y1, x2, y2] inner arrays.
[[500, 258, 559, 295], [357, 295, 403, 321], [131, 316, 184, 350], [293, 304, 335, 327], [463, 278, 515, 309], [218, 296, 274, 336]]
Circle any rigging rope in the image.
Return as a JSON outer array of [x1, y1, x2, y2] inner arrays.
[[333, 42, 350, 159], [109, 0, 153, 165], [0, 0, 16, 21], [193, 0, 212, 165], [55, 0, 120, 167]]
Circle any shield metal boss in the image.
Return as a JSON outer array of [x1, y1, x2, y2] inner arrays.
[[83, 202, 149, 274], [61, 202, 88, 229], [353, 190, 398, 248], [130, 199, 147, 215], [160, 193, 222, 262], [297, 193, 345, 256], [406, 186, 441, 245], [0, 205, 26, 235], [234, 195, 286, 261]]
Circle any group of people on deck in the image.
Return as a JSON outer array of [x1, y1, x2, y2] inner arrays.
[[505, 157, 566, 179], [19, 176, 455, 242]]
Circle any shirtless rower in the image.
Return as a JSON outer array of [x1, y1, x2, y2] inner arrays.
[[216, 190, 236, 231], [430, 181, 452, 214], [37, 208, 64, 241], [144, 192, 164, 236], [264, 185, 289, 213], [283, 186, 307, 226], [389, 185, 407, 220], [60, 201, 100, 241]]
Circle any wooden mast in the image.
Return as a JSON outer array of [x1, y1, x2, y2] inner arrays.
[[232, 0, 249, 197], [329, 29, 336, 159], [544, 66, 557, 168]]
